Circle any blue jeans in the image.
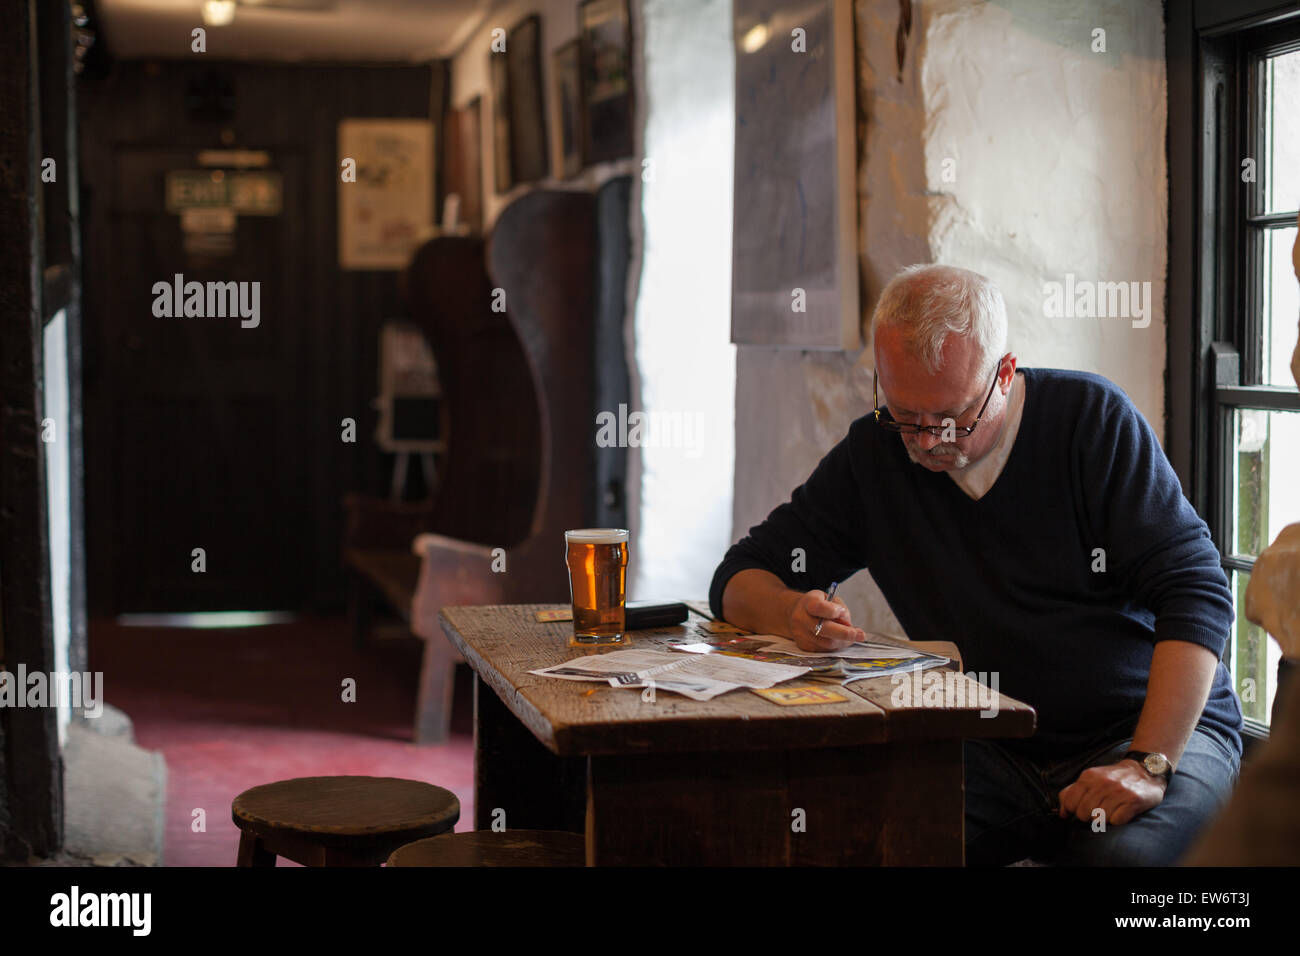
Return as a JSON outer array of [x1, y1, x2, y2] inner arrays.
[[964, 728, 1240, 866]]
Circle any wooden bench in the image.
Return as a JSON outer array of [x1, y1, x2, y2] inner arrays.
[[343, 495, 471, 745], [346, 547, 422, 634]]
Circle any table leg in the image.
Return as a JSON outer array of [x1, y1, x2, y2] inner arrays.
[[473, 674, 586, 833], [585, 740, 964, 865]]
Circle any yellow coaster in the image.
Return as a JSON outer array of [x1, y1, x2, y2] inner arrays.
[[751, 685, 849, 706], [535, 608, 573, 622], [697, 619, 747, 634]]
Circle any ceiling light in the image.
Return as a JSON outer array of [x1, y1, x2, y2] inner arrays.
[[202, 1, 236, 27], [741, 23, 769, 54]]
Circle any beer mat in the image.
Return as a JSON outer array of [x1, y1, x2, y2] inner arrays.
[[696, 619, 748, 635], [751, 685, 850, 706], [535, 608, 573, 622], [567, 634, 631, 649]]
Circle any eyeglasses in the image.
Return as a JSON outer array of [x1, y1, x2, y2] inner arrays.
[[873, 365, 1001, 438]]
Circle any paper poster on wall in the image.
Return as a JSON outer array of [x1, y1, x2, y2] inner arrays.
[[337, 119, 435, 270], [731, 0, 859, 349]]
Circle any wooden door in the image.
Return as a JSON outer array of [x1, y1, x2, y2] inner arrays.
[[87, 147, 307, 612]]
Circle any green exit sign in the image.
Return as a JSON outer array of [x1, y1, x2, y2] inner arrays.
[[166, 170, 282, 215]]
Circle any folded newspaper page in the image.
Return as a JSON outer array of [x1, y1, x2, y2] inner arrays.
[[530, 648, 809, 701], [669, 634, 949, 685]]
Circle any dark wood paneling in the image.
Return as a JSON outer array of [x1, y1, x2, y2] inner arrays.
[[0, 0, 62, 861], [78, 58, 448, 613]]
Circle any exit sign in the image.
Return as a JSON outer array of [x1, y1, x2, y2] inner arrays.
[[166, 170, 282, 216]]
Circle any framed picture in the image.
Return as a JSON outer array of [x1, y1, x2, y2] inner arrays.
[[490, 50, 512, 194], [550, 39, 583, 179], [730, 0, 859, 349], [443, 97, 483, 233], [337, 118, 435, 270], [507, 14, 548, 185], [578, 0, 634, 165]]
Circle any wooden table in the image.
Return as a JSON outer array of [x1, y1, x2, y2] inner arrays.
[[439, 604, 1036, 866]]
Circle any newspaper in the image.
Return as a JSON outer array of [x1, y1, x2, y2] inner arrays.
[[670, 633, 949, 685], [749, 635, 933, 661], [530, 648, 809, 701]]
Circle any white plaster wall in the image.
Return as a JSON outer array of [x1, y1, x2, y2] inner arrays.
[[731, 0, 1168, 638], [630, 0, 736, 601], [922, 0, 1168, 430]]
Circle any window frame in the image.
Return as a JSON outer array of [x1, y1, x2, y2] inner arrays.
[[1168, 0, 1300, 746]]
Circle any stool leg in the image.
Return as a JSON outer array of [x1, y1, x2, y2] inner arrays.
[[237, 831, 277, 867]]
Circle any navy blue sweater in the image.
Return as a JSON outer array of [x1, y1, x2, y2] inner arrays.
[[710, 367, 1243, 762]]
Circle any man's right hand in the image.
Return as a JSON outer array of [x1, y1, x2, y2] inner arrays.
[[788, 589, 867, 652]]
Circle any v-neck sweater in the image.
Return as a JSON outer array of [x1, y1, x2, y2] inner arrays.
[[709, 367, 1243, 762]]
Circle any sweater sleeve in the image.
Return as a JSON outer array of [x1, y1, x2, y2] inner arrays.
[[709, 424, 871, 619], [1078, 385, 1234, 655]]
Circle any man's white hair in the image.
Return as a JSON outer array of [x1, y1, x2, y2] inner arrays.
[[871, 264, 1008, 379]]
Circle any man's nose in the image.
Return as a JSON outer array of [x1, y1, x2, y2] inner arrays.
[[913, 426, 944, 450]]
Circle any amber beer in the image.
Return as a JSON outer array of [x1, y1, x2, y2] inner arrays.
[[564, 529, 629, 643]]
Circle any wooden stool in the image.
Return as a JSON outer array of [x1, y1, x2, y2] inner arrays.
[[385, 830, 586, 867], [232, 776, 459, 867]]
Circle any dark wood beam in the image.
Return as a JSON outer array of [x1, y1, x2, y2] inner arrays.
[[0, 0, 62, 861]]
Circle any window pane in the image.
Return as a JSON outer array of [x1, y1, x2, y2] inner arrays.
[[1232, 408, 1300, 556], [1264, 49, 1300, 215], [1263, 225, 1299, 387], [1229, 569, 1280, 725]]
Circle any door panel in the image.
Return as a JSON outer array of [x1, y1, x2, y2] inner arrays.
[[94, 147, 306, 611]]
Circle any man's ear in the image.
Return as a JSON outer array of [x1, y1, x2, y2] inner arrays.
[[999, 353, 1017, 388]]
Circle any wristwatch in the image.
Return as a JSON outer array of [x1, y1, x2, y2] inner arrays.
[[1121, 750, 1173, 783]]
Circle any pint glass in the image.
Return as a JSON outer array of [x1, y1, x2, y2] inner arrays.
[[564, 529, 629, 644]]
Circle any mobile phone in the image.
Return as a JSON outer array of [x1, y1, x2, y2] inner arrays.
[[625, 600, 689, 630]]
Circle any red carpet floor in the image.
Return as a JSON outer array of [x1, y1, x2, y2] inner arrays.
[[87, 615, 475, 866]]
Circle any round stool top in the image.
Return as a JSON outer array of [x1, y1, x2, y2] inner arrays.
[[386, 830, 586, 867], [232, 776, 459, 846]]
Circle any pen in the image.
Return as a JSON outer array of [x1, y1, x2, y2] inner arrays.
[[812, 581, 840, 637]]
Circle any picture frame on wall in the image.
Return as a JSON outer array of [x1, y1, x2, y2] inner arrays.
[[458, 97, 484, 233], [506, 14, 549, 185], [442, 97, 483, 234], [578, 0, 634, 166], [337, 118, 435, 270], [489, 50, 512, 194], [730, 0, 860, 349], [550, 38, 583, 179]]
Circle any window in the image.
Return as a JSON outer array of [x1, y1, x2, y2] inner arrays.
[[1197, 13, 1300, 735]]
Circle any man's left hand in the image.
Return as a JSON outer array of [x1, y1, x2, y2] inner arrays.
[[1057, 760, 1167, 826]]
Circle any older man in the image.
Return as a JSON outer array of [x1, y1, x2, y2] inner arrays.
[[709, 264, 1243, 866]]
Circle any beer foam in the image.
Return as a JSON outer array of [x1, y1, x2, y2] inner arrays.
[[564, 528, 629, 543]]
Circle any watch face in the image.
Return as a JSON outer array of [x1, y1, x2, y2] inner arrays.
[[1143, 753, 1170, 775]]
